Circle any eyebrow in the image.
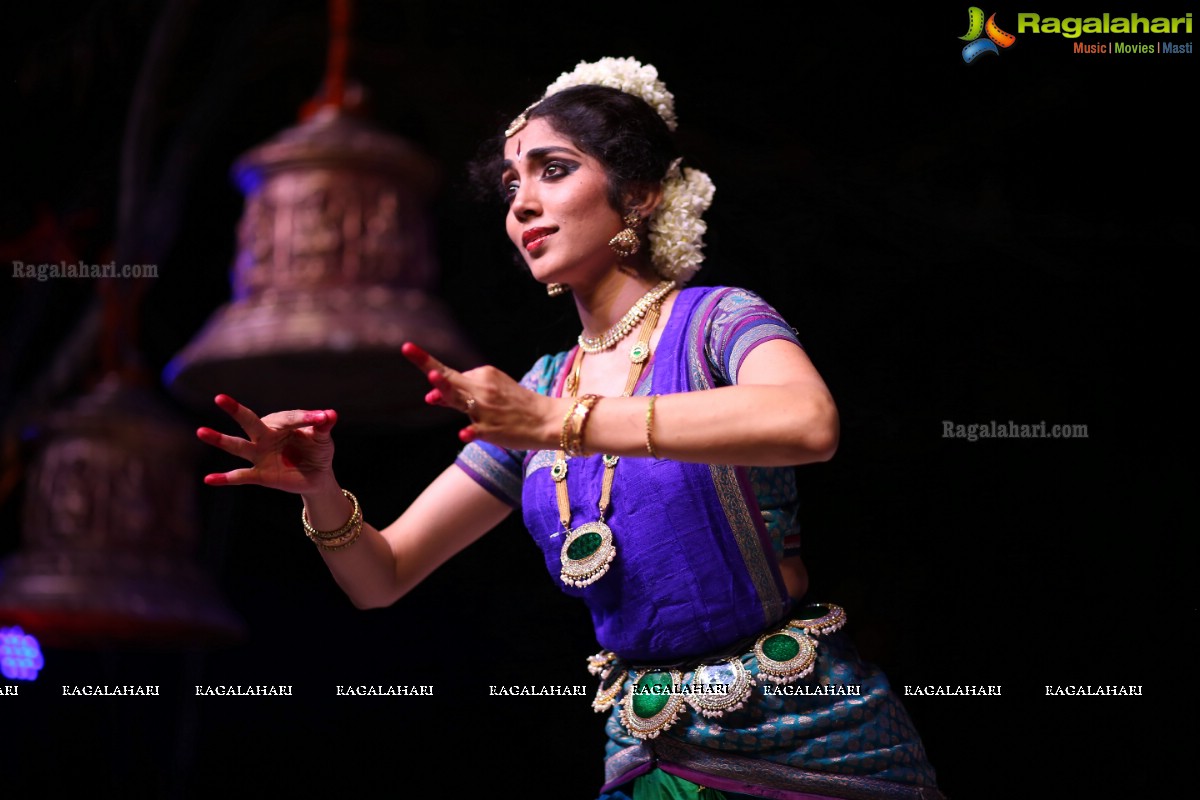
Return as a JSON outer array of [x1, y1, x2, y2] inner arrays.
[[502, 146, 581, 171]]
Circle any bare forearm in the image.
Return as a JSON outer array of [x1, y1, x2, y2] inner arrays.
[[302, 483, 402, 609], [300, 466, 511, 610], [320, 523, 409, 609], [569, 383, 839, 467]]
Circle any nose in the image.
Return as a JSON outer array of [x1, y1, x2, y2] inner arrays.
[[510, 181, 540, 222]]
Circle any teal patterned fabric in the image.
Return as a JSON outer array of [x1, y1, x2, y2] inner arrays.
[[602, 631, 938, 792], [748, 466, 801, 559]]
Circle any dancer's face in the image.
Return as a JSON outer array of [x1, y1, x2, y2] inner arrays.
[[502, 118, 623, 289]]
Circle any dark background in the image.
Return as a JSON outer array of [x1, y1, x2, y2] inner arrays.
[[1, 1, 1192, 797]]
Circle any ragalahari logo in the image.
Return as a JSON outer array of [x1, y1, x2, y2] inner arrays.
[[960, 7, 1017, 62]]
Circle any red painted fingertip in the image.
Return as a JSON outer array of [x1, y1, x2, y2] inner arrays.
[[428, 370, 442, 383], [203, 474, 228, 485], [214, 394, 237, 410], [402, 342, 428, 361], [458, 427, 475, 443]]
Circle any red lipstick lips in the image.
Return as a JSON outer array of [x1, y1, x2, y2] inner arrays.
[[522, 227, 554, 251]]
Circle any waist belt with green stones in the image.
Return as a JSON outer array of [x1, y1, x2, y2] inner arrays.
[[587, 602, 847, 740]]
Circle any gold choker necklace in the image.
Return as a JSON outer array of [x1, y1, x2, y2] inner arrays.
[[578, 280, 677, 354]]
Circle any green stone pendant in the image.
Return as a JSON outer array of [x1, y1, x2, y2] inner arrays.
[[551, 458, 568, 482], [620, 669, 686, 739], [559, 521, 616, 587], [753, 628, 817, 685]]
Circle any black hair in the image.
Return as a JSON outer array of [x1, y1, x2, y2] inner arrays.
[[469, 85, 679, 210]]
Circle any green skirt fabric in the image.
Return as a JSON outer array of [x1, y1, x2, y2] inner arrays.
[[599, 768, 751, 800]]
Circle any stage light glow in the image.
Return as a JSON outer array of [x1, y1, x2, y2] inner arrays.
[[0, 626, 44, 681]]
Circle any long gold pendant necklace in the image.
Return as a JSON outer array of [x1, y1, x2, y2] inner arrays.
[[554, 292, 670, 588]]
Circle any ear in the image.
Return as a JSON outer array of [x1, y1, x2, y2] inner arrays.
[[623, 182, 664, 221]]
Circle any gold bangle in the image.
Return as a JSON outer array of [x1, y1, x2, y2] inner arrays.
[[645, 395, 659, 459], [309, 517, 363, 551], [560, 400, 577, 453], [302, 489, 360, 540], [563, 394, 600, 457]]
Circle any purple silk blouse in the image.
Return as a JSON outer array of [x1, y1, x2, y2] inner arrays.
[[457, 286, 803, 662]]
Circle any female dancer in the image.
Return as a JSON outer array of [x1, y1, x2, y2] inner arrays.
[[198, 57, 941, 800]]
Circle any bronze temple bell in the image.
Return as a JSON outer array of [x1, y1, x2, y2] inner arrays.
[[0, 374, 245, 647], [165, 104, 478, 427]]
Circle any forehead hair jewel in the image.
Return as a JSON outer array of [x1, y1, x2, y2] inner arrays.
[[505, 102, 539, 138]]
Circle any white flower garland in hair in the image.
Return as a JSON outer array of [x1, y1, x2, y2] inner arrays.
[[529, 57, 715, 284], [649, 160, 715, 284], [542, 57, 678, 131]]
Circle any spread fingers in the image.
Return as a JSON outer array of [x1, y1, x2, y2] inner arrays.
[[213, 394, 270, 439], [196, 427, 256, 460]]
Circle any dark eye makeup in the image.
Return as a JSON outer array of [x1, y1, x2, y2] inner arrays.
[[501, 159, 578, 203]]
